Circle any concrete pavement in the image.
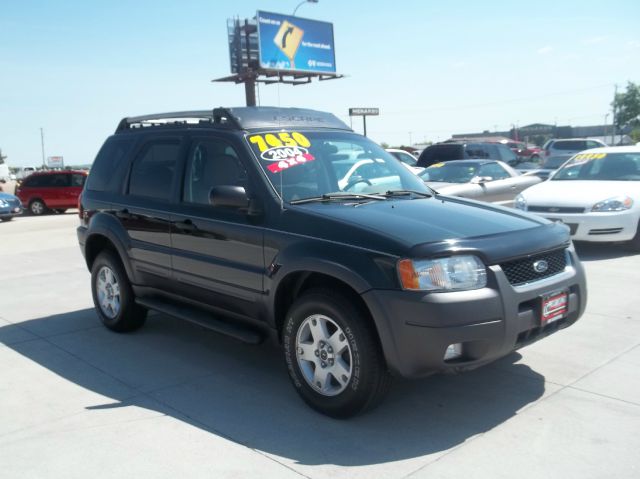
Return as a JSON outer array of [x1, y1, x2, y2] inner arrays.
[[0, 214, 638, 478]]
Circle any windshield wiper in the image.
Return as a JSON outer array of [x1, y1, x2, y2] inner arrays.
[[289, 192, 387, 205], [382, 189, 433, 198]]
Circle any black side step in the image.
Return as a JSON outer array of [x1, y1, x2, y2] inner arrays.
[[135, 297, 263, 345]]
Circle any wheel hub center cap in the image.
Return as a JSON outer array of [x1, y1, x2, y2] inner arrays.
[[320, 350, 328, 361]]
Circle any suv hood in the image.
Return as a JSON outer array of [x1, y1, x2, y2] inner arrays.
[[287, 196, 568, 263]]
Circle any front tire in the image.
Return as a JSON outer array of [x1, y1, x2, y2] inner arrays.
[[91, 250, 147, 332], [283, 288, 391, 418]]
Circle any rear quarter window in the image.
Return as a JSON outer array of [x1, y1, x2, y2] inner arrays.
[[418, 144, 464, 166], [86, 137, 136, 192], [554, 141, 587, 151]]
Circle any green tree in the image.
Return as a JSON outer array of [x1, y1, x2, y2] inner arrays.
[[613, 82, 640, 129]]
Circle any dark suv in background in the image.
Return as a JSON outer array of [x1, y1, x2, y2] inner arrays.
[[78, 107, 586, 418], [417, 141, 519, 168]]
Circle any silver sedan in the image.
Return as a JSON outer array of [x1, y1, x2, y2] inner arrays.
[[419, 159, 541, 206]]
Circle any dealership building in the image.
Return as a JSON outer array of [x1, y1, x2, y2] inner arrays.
[[451, 123, 632, 147]]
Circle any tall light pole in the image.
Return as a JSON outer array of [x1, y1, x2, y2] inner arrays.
[[604, 113, 610, 145], [293, 0, 318, 16], [40, 128, 46, 169]]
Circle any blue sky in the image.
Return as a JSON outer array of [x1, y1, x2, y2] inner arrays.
[[1, 0, 639, 166]]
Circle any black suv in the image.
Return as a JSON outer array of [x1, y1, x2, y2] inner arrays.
[[78, 107, 587, 418], [417, 142, 519, 168]]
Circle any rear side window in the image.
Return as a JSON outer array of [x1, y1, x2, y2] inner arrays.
[[554, 140, 587, 151], [86, 138, 136, 192], [22, 175, 46, 187], [72, 174, 86, 187], [497, 145, 517, 163], [465, 144, 492, 159], [128, 139, 181, 201], [49, 174, 71, 187], [418, 144, 464, 166]]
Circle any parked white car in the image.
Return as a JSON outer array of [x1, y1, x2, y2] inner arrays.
[[515, 146, 640, 249]]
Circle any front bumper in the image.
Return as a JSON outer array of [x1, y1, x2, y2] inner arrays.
[[539, 210, 639, 242], [362, 245, 587, 378], [0, 205, 22, 218]]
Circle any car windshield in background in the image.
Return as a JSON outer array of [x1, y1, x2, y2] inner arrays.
[[552, 152, 640, 181], [419, 162, 479, 183], [246, 131, 429, 202]]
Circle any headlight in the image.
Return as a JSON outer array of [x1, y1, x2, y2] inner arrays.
[[398, 255, 487, 291], [515, 194, 526, 210], [591, 196, 633, 212], [0, 199, 8, 207]]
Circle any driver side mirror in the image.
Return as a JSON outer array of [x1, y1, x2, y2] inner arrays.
[[471, 176, 493, 184], [209, 186, 262, 216]]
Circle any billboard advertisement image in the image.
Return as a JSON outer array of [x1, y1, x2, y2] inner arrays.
[[257, 11, 336, 74]]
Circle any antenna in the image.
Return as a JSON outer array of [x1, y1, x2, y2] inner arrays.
[[280, 169, 285, 211]]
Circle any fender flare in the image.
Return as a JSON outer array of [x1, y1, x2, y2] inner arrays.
[[84, 213, 137, 283]]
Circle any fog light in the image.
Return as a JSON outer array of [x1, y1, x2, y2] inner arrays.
[[444, 343, 463, 361]]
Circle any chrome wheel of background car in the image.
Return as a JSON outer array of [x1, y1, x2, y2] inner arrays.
[[295, 314, 353, 396], [30, 200, 45, 215], [96, 266, 121, 319]]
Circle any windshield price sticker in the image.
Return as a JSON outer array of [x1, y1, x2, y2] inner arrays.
[[574, 152, 606, 160], [249, 132, 311, 152], [264, 147, 315, 173], [249, 132, 315, 174]]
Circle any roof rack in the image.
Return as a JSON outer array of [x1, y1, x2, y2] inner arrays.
[[115, 107, 351, 133], [115, 108, 242, 133]]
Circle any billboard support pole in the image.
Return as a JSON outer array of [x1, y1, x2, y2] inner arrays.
[[363, 116, 367, 137], [243, 19, 257, 107]]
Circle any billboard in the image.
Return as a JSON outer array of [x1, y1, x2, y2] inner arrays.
[[47, 156, 64, 168], [256, 11, 336, 74]]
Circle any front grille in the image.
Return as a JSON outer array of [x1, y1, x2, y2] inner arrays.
[[528, 206, 585, 214], [500, 249, 567, 286], [589, 228, 623, 235]]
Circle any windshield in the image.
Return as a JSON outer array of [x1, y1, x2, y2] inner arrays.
[[246, 130, 429, 202], [419, 162, 479, 183], [552, 152, 640, 181]]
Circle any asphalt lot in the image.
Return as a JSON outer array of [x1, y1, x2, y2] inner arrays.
[[1, 213, 639, 479]]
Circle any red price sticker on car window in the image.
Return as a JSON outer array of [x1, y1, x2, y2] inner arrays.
[[265, 149, 315, 173]]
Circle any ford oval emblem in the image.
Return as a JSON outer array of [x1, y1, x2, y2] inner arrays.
[[533, 260, 549, 273], [549, 207, 560, 212]]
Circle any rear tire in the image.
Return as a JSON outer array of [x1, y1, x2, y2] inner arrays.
[[283, 288, 392, 418], [91, 250, 147, 332], [29, 199, 46, 216]]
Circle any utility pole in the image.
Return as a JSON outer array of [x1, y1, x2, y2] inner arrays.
[[612, 84, 618, 145], [40, 128, 46, 169]]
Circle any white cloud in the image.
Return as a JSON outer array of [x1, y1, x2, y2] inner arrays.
[[627, 40, 640, 48], [583, 35, 607, 45], [537, 45, 553, 55]]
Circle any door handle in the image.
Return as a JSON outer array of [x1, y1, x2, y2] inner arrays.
[[174, 219, 198, 233], [115, 209, 132, 219]]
